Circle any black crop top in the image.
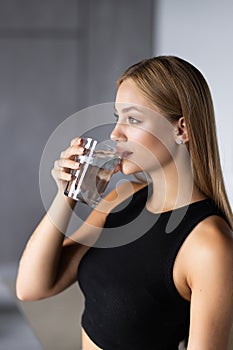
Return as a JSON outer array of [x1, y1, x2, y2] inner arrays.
[[77, 186, 223, 350]]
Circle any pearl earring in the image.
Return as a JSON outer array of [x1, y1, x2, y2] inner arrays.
[[177, 139, 183, 145]]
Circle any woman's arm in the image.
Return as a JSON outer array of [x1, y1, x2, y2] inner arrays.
[[186, 216, 233, 350], [16, 137, 103, 300], [16, 191, 105, 301]]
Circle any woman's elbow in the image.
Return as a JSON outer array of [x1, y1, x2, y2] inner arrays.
[[16, 278, 47, 301]]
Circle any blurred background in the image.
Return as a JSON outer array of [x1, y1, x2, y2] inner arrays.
[[0, 0, 232, 349]]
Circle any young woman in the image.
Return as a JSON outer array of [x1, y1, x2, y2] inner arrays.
[[16, 56, 233, 350]]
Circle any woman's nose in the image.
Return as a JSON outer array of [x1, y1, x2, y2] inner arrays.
[[110, 123, 127, 142]]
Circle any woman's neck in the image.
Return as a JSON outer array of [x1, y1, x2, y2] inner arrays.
[[146, 158, 207, 214]]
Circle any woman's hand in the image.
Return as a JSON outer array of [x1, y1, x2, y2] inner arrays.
[[51, 137, 85, 192]]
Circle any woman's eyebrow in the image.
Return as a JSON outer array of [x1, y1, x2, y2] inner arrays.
[[114, 105, 144, 114]]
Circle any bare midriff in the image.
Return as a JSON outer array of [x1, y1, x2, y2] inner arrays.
[[82, 328, 103, 350]]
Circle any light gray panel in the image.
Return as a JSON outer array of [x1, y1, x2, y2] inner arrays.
[[154, 0, 233, 205]]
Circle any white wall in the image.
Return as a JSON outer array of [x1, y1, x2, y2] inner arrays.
[[154, 0, 233, 205]]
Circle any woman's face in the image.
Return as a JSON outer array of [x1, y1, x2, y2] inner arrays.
[[111, 78, 179, 175]]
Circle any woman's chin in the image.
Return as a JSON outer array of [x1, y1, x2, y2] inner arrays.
[[120, 159, 143, 175]]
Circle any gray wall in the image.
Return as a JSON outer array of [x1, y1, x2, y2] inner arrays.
[[153, 0, 233, 206], [0, 0, 154, 264]]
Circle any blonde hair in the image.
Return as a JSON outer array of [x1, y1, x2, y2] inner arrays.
[[118, 56, 233, 229]]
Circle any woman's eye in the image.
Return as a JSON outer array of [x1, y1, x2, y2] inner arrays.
[[114, 113, 119, 122], [113, 114, 141, 125], [128, 116, 141, 124]]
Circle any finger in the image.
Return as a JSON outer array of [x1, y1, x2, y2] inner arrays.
[[60, 145, 85, 160], [113, 164, 121, 174], [51, 168, 72, 182], [56, 159, 80, 170], [70, 137, 83, 146]]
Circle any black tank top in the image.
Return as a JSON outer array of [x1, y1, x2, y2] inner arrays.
[[77, 186, 223, 350]]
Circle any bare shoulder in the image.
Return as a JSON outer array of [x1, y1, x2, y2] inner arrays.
[[190, 215, 233, 255], [183, 215, 233, 287]]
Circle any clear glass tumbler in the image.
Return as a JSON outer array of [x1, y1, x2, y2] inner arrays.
[[64, 137, 121, 208]]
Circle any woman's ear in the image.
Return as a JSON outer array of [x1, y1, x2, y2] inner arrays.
[[176, 117, 189, 144]]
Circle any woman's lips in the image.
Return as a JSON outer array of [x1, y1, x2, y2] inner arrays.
[[121, 151, 133, 158], [117, 149, 133, 158]]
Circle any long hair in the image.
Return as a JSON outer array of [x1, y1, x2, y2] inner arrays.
[[117, 56, 233, 229]]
